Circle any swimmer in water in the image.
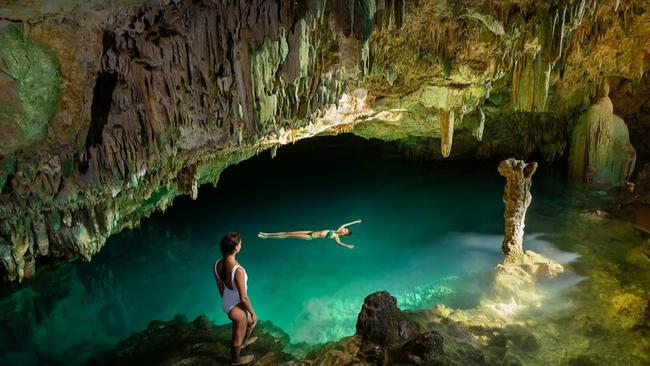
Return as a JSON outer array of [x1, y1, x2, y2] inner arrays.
[[257, 219, 361, 249]]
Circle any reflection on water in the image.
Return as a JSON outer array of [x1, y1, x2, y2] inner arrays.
[[0, 136, 647, 365]]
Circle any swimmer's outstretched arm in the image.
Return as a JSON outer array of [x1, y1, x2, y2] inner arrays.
[[339, 219, 362, 229], [334, 235, 354, 249]]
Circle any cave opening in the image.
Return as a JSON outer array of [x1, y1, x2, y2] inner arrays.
[[1, 134, 629, 366]]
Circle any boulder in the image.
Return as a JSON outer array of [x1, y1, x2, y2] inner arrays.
[[355, 291, 422, 348]]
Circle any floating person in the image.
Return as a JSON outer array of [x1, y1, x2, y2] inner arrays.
[[214, 232, 258, 365], [257, 219, 362, 249]]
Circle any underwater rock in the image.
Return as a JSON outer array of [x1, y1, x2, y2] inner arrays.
[[498, 158, 538, 261], [567, 355, 598, 366], [568, 96, 637, 187], [610, 293, 650, 330], [388, 331, 444, 365]]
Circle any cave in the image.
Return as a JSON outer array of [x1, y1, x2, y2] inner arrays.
[[0, 1, 649, 365]]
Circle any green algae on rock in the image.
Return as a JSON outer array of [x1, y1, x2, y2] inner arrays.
[[0, 25, 61, 155]]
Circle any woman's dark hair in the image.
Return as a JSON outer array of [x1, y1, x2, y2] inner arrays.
[[220, 232, 241, 256], [345, 229, 352, 236]]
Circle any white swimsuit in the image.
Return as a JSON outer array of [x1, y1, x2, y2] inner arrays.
[[214, 260, 248, 314]]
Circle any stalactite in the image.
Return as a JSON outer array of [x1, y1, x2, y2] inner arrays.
[[474, 106, 485, 142], [32, 217, 49, 256], [439, 109, 454, 158]]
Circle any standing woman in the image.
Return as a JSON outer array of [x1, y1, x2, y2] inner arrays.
[[214, 232, 257, 365]]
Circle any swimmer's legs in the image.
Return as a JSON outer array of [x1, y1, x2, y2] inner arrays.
[[258, 231, 312, 240]]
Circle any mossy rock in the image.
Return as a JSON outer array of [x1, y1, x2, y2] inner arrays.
[[610, 293, 650, 330], [0, 25, 60, 155]]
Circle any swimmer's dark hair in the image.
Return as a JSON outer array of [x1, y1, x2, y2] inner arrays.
[[345, 229, 352, 236], [220, 232, 241, 256]]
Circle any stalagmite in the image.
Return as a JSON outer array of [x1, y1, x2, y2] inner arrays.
[[568, 94, 636, 187], [492, 158, 563, 311], [498, 158, 538, 261], [473, 106, 485, 142], [439, 109, 454, 158]]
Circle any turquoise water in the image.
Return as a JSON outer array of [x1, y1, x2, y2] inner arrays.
[[0, 136, 589, 365]]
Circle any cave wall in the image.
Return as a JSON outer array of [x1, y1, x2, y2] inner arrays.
[[0, 0, 648, 282]]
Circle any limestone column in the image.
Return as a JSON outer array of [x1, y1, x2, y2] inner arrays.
[[498, 158, 538, 261]]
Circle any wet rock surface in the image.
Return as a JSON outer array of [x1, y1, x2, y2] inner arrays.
[[355, 291, 422, 348], [86, 315, 296, 366], [612, 163, 650, 232]]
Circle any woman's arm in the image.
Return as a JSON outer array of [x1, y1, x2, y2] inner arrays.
[[334, 236, 354, 249], [234, 268, 257, 325], [217, 279, 224, 297], [215, 262, 224, 297], [339, 219, 362, 229]]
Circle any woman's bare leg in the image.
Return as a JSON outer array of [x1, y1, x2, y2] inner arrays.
[[242, 307, 258, 348], [228, 306, 254, 365], [258, 231, 313, 240]]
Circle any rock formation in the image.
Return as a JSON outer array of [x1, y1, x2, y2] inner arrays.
[[612, 163, 650, 231], [498, 158, 538, 261], [355, 291, 423, 348], [90, 291, 529, 366], [568, 94, 637, 186], [308, 291, 449, 366], [495, 158, 563, 310], [0, 0, 649, 281], [86, 315, 296, 366]]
